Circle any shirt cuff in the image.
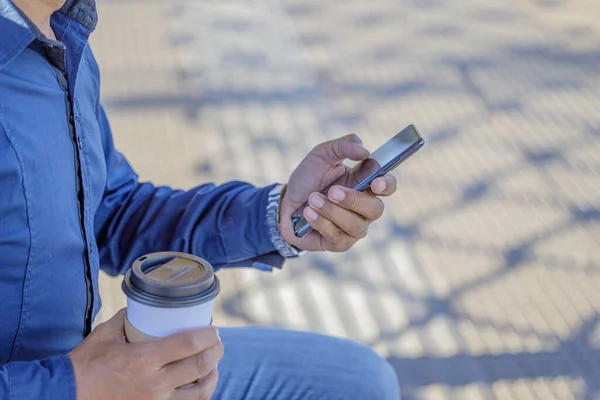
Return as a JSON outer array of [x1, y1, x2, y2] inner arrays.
[[251, 252, 286, 271], [248, 184, 287, 270], [218, 184, 286, 271], [217, 252, 285, 271]]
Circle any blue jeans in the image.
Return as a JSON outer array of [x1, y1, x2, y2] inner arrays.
[[213, 327, 400, 400]]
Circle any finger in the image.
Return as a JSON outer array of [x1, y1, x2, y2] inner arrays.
[[292, 228, 330, 252], [151, 325, 220, 365], [308, 193, 369, 239], [303, 207, 351, 252], [326, 186, 385, 221], [370, 174, 397, 197], [172, 368, 219, 400], [316, 134, 370, 163], [94, 308, 127, 343], [162, 341, 224, 388]]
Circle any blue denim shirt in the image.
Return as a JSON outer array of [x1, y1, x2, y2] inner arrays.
[[0, 1, 283, 398]]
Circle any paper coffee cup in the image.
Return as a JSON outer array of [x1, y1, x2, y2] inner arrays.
[[122, 252, 220, 343]]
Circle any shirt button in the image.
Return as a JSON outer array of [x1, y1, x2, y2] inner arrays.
[[78, 137, 83, 150], [69, 115, 74, 124]]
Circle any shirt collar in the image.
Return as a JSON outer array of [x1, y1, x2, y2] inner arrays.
[[60, 0, 98, 32], [0, 0, 97, 71], [0, 0, 27, 28]]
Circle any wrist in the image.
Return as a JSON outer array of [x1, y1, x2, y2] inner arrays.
[[277, 185, 295, 244], [266, 184, 306, 258]]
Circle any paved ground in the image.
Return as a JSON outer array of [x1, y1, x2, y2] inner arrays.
[[91, 0, 600, 399]]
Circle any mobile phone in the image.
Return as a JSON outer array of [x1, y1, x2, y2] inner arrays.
[[292, 124, 425, 238]]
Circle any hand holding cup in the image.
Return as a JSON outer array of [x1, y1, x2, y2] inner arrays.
[[68, 309, 223, 400]]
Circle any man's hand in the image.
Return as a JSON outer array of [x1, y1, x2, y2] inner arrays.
[[279, 134, 397, 252], [68, 309, 223, 400]]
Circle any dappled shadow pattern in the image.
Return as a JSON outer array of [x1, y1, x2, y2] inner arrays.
[[100, 0, 600, 398]]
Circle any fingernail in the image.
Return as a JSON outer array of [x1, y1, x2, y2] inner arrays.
[[305, 207, 318, 221], [330, 188, 345, 202], [309, 193, 325, 209], [353, 135, 363, 145], [377, 179, 387, 193]]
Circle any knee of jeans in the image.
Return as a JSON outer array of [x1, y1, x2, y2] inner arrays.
[[337, 342, 400, 400]]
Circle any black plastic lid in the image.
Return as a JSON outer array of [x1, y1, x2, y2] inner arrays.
[[122, 252, 220, 308]]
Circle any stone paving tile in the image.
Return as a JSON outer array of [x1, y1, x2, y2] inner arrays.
[[91, 0, 600, 399]]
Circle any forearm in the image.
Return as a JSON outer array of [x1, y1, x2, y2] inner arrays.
[[95, 102, 285, 274], [95, 180, 281, 275]]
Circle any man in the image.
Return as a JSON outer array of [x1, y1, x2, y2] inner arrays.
[[0, 0, 400, 399]]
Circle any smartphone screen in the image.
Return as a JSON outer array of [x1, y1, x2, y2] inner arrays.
[[292, 124, 424, 238]]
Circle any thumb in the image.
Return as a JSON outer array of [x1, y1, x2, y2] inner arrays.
[[94, 308, 127, 343], [317, 134, 370, 163]]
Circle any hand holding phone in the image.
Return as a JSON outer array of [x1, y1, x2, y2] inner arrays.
[[292, 124, 424, 238]]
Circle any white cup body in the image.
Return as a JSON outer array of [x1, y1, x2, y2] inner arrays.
[[126, 297, 215, 338]]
